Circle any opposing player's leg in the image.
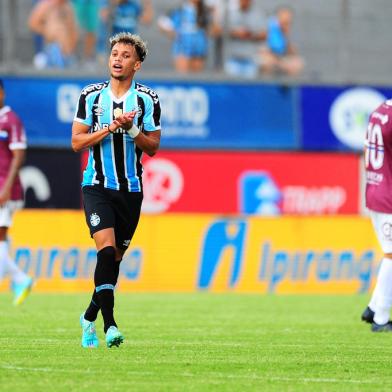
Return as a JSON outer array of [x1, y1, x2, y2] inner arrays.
[[0, 203, 33, 305], [366, 211, 392, 331]]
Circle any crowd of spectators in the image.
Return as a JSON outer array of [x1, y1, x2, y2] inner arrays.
[[27, 0, 304, 78]]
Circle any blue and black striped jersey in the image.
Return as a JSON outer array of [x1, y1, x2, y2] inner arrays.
[[74, 80, 161, 192]]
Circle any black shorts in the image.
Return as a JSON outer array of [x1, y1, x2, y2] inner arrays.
[[82, 185, 143, 251]]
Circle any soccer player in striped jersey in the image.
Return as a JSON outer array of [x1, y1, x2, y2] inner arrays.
[[72, 32, 161, 348], [0, 79, 33, 306]]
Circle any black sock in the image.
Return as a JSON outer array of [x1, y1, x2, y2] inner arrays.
[[84, 258, 122, 322], [84, 290, 100, 322], [94, 246, 117, 333]]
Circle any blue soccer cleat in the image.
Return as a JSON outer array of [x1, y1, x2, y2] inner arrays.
[[12, 276, 33, 306], [80, 313, 99, 348], [105, 326, 124, 348]]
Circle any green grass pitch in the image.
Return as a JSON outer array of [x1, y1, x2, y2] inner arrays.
[[1, 293, 392, 391]]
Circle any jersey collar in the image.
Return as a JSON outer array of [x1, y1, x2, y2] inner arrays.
[[109, 80, 135, 103]]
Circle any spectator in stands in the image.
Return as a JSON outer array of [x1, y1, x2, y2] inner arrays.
[[96, 0, 153, 66], [206, 0, 233, 70], [96, 0, 113, 66], [112, 0, 153, 35], [224, 0, 267, 78], [158, 0, 211, 73], [260, 6, 304, 76], [28, 0, 79, 69], [71, 0, 100, 68]]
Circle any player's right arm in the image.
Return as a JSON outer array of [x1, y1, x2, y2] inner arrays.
[[71, 122, 110, 152], [72, 83, 116, 152], [71, 119, 126, 152]]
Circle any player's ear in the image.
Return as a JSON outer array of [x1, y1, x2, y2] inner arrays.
[[134, 61, 142, 71]]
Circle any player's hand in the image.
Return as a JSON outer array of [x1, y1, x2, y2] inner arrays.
[[110, 111, 137, 132]]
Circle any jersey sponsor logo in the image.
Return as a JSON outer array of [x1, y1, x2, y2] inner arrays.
[[136, 84, 159, 104], [329, 88, 386, 150], [142, 158, 184, 213], [81, 82, 107, 97], [90, 213, 100, 227]]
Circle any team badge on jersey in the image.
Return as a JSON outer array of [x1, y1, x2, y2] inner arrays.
[[113, 108, 123, 118], [90, 213, 100, 227]]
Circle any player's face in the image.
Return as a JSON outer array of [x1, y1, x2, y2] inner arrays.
[[109, 43, 141, 81]]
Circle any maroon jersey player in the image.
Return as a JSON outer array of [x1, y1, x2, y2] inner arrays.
[[0, 79, 33, 305], [362, 99, 392, 331]]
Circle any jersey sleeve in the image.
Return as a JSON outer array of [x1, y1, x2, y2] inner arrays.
[[143, 92, 161, 132], [73, 86, 95, 127], [8, 112, 27, 150]]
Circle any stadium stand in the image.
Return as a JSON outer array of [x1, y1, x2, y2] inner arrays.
[[0, 0, 391, 84]]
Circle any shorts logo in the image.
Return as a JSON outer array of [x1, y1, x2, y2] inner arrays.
[[123, 239, 131, 247], [90, 213, 100, 227]]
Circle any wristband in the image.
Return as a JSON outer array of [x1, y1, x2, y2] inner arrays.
[[127, 124, 140, 138]]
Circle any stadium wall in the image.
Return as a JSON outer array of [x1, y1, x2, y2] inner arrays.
[[0, 211, 380, 294], [0, 76, 387, 152]]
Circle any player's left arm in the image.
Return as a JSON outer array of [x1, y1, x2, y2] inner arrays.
[[0, 148, 25, 204], [120, 92, 161, 157], [134, 130, 161, 157]]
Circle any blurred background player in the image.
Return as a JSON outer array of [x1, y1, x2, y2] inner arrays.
[[362, 99, 392, 332], [0, 79, 33, 306], [72, 33, 161, 348]]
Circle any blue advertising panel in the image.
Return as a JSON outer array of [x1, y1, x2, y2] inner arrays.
[[301, 85, 392, 151], [1, 76, 298, 149]]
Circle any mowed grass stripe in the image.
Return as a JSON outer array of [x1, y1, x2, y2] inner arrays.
[[1, 293, 392, 391]]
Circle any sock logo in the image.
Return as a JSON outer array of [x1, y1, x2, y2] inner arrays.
[[90, 213, 100, 227]]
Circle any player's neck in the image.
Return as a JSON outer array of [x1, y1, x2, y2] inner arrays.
[[110, 77, 133, 98]]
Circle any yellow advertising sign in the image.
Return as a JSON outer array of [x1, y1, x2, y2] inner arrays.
[[0, 211, 381, 294]]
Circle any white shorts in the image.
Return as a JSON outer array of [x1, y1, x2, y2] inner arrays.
[[0, 200, 23, 228], [370, 210, 392, 254]]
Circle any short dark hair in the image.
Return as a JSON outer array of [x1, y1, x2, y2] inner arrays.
[[109, 32, 148, 62]]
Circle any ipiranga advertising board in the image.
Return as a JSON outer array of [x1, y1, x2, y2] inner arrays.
[[0, 211, 380, 294]]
